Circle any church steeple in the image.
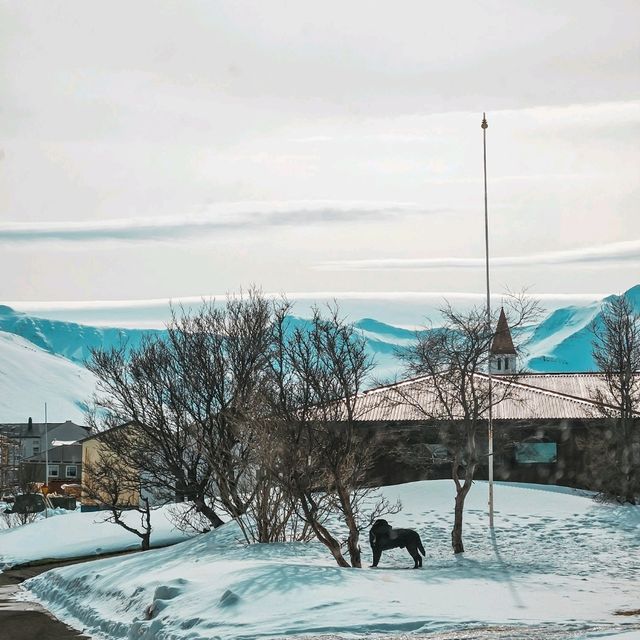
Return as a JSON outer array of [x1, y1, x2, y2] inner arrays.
[[489, 307, 516, 374]]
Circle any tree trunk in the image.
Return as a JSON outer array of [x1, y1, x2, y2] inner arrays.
[[299, 494, 350, 568], [194, 497, 225, 528], [347, 532, 361, 568], [327, 540, 351, 568], [451, 488, 466, 554], [141, 532, 151, 551], [451, 430, 477, 555], [336, 483, 362, 568]]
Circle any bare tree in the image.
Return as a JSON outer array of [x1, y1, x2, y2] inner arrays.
[[394, 296, 539, 553], [590, 294, 640, 504], [266, 305, 398, 567], [165, 291, 283, 525], [86, 336, 225, 529], [0, 463, 43, 528], [86, 289, 289, 532], [83, 437, 152, 550]]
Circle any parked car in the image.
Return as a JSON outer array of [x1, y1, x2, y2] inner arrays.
[[3, 493, 52, 514]]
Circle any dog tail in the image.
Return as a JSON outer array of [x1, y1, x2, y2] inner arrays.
[[417, 538, 425, 556]]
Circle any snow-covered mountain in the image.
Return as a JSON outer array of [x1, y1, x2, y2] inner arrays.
[[0, 331, 97, 423], [0, 305, 162, 365], [1, 285, 639, 422], [521, 284, 640, 372]]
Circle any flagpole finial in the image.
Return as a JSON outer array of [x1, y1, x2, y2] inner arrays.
[[481, 112, 488, 129]]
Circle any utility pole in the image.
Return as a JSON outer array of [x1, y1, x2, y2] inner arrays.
[[482, 112, 494, 529]]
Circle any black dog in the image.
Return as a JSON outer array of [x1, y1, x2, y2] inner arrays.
[[369, 519, 425, 569]]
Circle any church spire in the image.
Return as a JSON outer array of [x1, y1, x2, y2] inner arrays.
[[489, 308, 516, 374]]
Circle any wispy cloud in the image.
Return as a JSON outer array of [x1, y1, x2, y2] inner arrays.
[[0, 201, 437, 245], [5, 289, 609, 312], [4, 290, 608, 330], [317, 239, 640, 271]]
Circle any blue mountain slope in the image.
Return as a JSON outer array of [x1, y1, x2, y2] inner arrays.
[[0, 305, 164, 365], [524, 285, 640, 372], [1, 285, 639, 387]]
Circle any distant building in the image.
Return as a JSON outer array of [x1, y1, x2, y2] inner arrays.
[[0, 419, 91, 464], [0, 433, 19, 492], [337, 312, 639, 490], [21, 443, 83, 493]]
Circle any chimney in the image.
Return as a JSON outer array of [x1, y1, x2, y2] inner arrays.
[[28, 417, 33, 431]]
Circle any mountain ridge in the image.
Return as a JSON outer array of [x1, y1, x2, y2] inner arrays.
[[1, 285, 639, 421]]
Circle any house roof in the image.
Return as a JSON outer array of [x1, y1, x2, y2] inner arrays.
[[346, 372, 635, 423], [490, 308, 516, 355], [22, 443, 83, 463], [0, 420, 90, 439], [78, 420, 137, 444]]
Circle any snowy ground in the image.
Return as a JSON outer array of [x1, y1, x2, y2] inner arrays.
[[19, 480, 640, 639], [0, 504, 193, 569]]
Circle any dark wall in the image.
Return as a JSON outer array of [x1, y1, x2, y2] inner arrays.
[[358, 419, 632, 491]]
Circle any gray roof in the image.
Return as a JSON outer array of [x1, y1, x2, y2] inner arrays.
[[0, 420, 90, 439], [22, 443, 83, 464], [347, 372, 635, 423]]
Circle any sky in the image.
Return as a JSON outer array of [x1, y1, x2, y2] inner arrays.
[[1, 1, 639, 326]]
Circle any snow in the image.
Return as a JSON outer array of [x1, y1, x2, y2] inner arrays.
[[0, 504, 193, 569], [20, 480, 640, 639], [0, 330, 97, 422]]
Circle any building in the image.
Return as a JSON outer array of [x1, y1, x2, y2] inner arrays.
[[0, 433, 19, 492], [21, 443, 83, 494], [345, 314, 639, 490], [0, 419, 91, 463], [80, 422, 141, 510], [0, 419, 90, 493]]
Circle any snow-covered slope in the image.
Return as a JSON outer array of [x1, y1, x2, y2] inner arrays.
[[0, 504, 193, 569], [24, 480, 640, 640], [523, 284, 640, 372], [0, 330, 97, 422]]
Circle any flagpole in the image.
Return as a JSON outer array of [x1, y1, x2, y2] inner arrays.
[[482, 112, 494, 529], [44, 402, 49, 518]]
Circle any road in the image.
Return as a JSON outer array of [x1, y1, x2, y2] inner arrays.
[[0, 551, 140, 640]]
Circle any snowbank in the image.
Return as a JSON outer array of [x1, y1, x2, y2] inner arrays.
[[0, 504, 193, 569], [23, 480, 640, 639]]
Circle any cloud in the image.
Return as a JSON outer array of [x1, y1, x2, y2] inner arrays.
[[0, 201, 436, 245], [317, 239, 640, 271]]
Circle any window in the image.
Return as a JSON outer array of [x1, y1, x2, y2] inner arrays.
[[505, 358, 510, 370], [47, 465, 59, 478], [33, 443, 40, 454], [497, 358, 502, 370], [515, 439, 557, 464], [66, 465, 78, 478]]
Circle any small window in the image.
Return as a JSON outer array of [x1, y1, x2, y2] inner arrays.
[[504, 358, 510, 370], [33, 444, 40, 454], [515, 440, 557, 464], [66, 465, 78, 478], [497, 358, 502, 370], [48, 465, 59, 478]]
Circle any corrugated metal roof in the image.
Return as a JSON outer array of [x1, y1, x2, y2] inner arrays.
[[349, 372, 631, 423]]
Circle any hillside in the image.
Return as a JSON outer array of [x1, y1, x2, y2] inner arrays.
[[0, 331, 96, 423]]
